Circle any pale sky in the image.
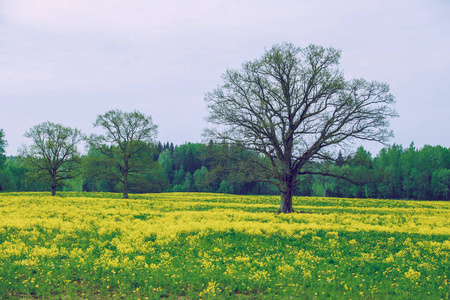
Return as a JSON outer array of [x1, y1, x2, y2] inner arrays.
[[1, 0, 449, 156]]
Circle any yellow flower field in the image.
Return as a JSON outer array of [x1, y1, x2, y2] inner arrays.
[[0, 192, 449, 299]]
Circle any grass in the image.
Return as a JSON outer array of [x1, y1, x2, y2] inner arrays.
[[0, 192, 449, 299]]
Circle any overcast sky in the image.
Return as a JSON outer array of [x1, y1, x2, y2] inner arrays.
[[1, 0, 449, 156]]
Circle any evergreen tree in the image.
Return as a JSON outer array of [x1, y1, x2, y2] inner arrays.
[[0, 129, 7, 170], [336, 151, 345, 167]]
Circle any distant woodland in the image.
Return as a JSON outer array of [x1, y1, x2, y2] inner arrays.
[[1, 138, 449, 200]]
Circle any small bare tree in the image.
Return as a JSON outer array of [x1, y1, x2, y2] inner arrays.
[[205, 43, 398, 213], [20, 121, 84, 196]]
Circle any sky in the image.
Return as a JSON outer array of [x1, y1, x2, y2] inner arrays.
[[1, 0, 449, 156]]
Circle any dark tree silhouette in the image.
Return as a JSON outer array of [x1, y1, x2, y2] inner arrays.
[[205, 43, 397, 213]]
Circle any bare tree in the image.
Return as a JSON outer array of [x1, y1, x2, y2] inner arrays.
[[88, 109, 158, 198], [205, 43, 398, 213], [20, 121, 84, 196]]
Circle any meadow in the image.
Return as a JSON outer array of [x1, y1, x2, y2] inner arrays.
[[0, 192, 449, 299]]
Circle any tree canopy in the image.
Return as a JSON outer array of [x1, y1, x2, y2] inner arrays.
[[19, 121, 84, 196], [88, 109, 159, 198], [205, 43, 398, 212]]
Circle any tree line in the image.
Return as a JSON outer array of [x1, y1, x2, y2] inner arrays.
[[1, 123, 449, 200], [315, 144, 450, 201]]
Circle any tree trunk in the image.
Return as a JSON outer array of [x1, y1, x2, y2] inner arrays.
[[51, 176, 57, 196], [123, 174, 129, 199], [278, 177, 295, 213], [123, 161, 129, 199]]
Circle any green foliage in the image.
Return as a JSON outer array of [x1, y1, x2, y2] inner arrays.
[[18, 122, 84, 196], [158, 149, 174, 182], [139, 141, 450, 199], [173, 172, 194, 192], [322, 143, 450, 200], [0, 129, 7, 191], [431, 169, 450, 200], [82, 143, 167, 194], [0, 157, 47, 192], [217, 180, 229, 193], [193, 166, 211, 192], [172, 165, 186, 186], [88, 110, 158, 198], [0, 129, 7, 171], [144, 164, 170, 193]]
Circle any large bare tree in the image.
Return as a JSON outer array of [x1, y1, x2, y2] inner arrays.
[[205, 43, 398, 213], [88, 109, 158, 198], [20, 121, 84, 196]]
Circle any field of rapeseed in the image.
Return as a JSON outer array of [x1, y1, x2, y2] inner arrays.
[[0, 192, 449, 299]]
